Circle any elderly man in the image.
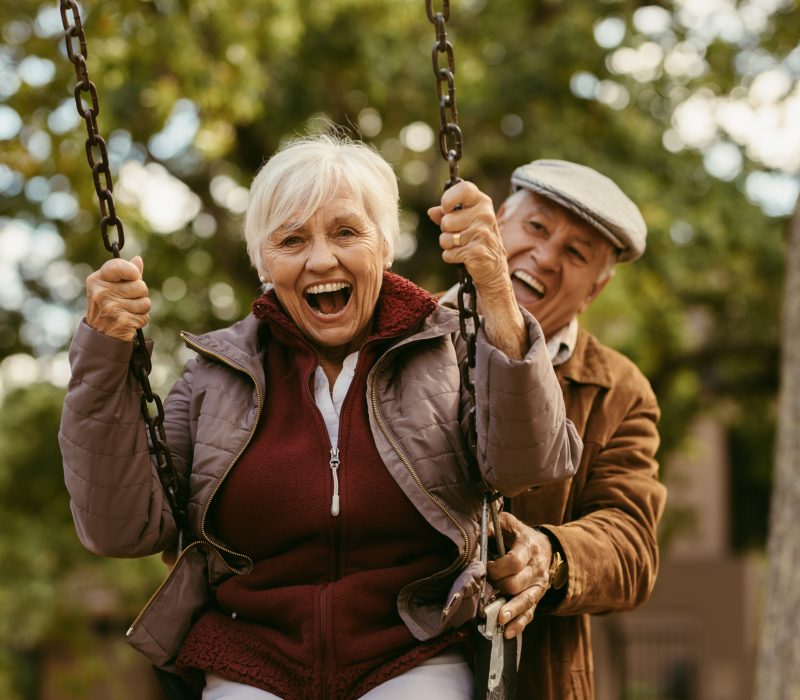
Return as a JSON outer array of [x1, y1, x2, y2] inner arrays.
[[431, 159, 667, 700]]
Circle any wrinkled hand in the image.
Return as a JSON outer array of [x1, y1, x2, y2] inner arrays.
[[85, 255, 151, 341], [428, 180, 512, 297], [486, 511, 553, 639], [428, 181, 527, 359]]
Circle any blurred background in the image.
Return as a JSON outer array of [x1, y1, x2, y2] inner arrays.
[[0, 0, 796, 698]]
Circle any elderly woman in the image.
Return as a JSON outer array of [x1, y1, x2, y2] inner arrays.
[[59, 134, 580, 700]]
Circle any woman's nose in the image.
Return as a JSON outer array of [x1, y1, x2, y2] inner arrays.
[[306, 236, 338, 271]]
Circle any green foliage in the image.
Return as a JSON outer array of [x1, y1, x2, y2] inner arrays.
[[0, 383, 164, 698]]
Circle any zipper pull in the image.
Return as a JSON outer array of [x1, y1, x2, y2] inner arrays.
[[329, 447, 340, 516]]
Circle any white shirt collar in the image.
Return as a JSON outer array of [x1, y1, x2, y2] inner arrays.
[[546, 318, 578, 366], [313, 351, 360, 448]]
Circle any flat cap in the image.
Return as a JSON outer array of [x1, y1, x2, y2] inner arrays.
[[511, 159, 647, 262]]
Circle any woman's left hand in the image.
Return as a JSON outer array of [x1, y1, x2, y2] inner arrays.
[[428, 181, 527, 360], [427, 180, 511, 298]]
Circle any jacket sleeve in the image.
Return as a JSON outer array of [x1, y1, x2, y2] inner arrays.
[[472, 307, 582, 496], [59, 320, 192, 558], [540, 382, 666, 614]]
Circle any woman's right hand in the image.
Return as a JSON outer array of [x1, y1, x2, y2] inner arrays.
[[85, 255, 151, 341]]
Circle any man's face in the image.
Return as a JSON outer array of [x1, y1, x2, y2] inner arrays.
[[498, 190, 616, 339]]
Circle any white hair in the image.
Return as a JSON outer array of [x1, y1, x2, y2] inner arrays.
[[244, 133, 399, 279], [502, 189, 617, 282]]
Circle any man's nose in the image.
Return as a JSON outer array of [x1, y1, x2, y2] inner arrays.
[[306, 236, 337, 271], [532, 239, 559, 271]]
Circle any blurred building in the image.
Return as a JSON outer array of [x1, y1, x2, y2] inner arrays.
[[593, 415, 763, 700]]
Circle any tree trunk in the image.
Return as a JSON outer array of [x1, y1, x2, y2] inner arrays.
[[754, 198, 800, 699]]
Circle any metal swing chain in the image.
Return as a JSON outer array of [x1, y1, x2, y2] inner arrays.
[[426, 0, 481, 448], [426, 0, 506, 596], [59, 0, 188, 550]]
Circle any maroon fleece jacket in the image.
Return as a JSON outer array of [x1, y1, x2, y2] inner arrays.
[[177, 274, 469, 699]]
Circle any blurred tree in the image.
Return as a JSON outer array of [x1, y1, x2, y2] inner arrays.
[[0, 381, 164, 699], [754, 199, 800, 699]]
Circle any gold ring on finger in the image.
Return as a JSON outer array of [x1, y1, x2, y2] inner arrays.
[[453, 233, 461, 247]]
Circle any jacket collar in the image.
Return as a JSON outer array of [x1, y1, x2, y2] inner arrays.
[[557, 327, 613, 388], [180, 316, 267, 379]]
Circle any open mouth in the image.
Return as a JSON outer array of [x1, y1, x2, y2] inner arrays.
[[512, 270, 546, 298], [304, 281, 353, 316]]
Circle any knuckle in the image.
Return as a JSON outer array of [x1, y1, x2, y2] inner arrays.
[[512, 548, 529, 568], [509, 574, 528, 596]]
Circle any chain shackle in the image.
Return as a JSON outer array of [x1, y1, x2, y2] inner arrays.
[[59, 0, 188, 552]]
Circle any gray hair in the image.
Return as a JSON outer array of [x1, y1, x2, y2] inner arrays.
[[244, 133, 399, 279]]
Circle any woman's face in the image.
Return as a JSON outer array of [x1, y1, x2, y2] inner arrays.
[[261, 185, 388, 359]]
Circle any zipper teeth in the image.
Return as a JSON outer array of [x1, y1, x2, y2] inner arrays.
[[369, 352, 470, 630], [181, 332, 257, 569], [127, 541, 203, 634]]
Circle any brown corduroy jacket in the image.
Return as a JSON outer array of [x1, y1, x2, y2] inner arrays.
[[510, 327, 667, 700]]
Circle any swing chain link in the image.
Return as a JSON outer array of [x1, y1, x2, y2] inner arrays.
[[426, 8, 511, 656], [58, 0, 188, 549], [59, 0, 122, 255], [426, 0, 479, 451], [427, 0, 463, 190]]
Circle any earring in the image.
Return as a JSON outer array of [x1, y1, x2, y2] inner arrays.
[[259, 276, 266, 283]]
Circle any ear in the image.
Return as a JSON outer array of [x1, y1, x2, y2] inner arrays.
[[577, 274, 612, 314], [382, 236, 393, 270]]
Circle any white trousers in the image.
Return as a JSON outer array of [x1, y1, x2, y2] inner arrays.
[[202, 651, 472, 700]]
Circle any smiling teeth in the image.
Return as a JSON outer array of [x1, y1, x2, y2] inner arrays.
[[306, 282, 351, 294], [513, 270, 545, 294]]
